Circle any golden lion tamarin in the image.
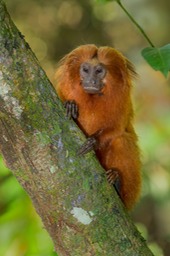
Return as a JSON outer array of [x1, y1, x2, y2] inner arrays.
[[54, 44, 141, 210]]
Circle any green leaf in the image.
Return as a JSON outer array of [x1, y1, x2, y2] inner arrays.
[[141, 44, 170, 78]]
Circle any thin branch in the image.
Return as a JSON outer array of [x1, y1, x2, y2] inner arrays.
[[116, 0, 155, 47]]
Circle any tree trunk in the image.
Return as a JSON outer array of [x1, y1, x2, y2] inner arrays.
[[0, 1, 154, 255]]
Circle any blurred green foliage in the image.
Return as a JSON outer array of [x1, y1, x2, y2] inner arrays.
[[0, 158, 56, 256], [1, 0, 170, 255]]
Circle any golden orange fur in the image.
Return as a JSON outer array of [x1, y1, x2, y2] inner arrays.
[[54, 44, 141, 210]]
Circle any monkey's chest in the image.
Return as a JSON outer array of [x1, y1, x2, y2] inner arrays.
[[77, 106, 108, 136]]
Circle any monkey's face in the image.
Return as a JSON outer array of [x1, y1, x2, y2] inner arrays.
[[80, 61, 106, 94]]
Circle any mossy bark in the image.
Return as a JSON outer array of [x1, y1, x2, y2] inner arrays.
[[0, 1, 154, 255]]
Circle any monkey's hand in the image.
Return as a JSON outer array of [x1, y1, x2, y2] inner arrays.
[[77, 130, 103, 155], [64, 100, 79, 119], [77, 136, 98, 155]]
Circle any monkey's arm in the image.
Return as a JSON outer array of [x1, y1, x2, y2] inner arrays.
[[64, 100, 99, 153]]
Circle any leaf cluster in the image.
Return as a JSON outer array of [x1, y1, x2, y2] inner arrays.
[[96, 0, 170, 78]]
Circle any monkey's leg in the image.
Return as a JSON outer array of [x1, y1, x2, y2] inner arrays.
[[103, 133, 141, 209], [64, 100, 79, 119], [106, 169, 121, 198]]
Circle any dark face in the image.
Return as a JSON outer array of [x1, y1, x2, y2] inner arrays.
[[80, 62, 106, 94]]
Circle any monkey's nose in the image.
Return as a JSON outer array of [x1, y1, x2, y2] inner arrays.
[[85, 79, 96, 86], [90, 79, 96, 85]]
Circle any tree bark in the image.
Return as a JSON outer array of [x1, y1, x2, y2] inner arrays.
[[0, 1, 154, 255]]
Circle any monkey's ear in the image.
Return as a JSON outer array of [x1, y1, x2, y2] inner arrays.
[[126, 59, 138, 79]]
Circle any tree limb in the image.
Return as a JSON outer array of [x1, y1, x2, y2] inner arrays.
[[0, 1, 154, 255]]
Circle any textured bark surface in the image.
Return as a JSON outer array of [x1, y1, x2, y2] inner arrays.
[[0, 1, 154, 255]]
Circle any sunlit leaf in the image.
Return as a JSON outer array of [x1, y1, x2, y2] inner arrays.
[[141, 44, 170, 78]]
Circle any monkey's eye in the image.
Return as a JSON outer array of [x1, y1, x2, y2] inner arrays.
[[83, 67, 89, 73], [95, 67, 103, 74], [95, 65, 106, 77], [80, 63, 90, 77]]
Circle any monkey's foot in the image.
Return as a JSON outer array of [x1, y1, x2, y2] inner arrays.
[[106, 169, 121, 197], [77, 136, 97, 155], [64, 100, 78, 119]]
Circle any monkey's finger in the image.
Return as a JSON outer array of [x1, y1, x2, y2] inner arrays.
[[64, 100, 78, 119], [64, 101, 71, 118], [106, 169, 119, 184], [77, 137, 97, 156], [72, 102, 78, 119], [106, 169, 121, 197]]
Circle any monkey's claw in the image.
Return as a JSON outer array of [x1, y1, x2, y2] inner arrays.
[[106, 169, 121, 197], [64, 100, 78, 119], [78, 136, 97, 155]]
